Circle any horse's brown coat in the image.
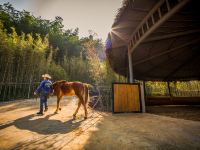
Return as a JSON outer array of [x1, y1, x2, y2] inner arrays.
[[52, 80, 89, 119]]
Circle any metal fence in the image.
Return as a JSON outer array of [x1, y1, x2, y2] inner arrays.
[[89, 85, 112, 112]]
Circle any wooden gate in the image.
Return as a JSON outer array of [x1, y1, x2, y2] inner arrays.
[[112, 83, 141, 113]]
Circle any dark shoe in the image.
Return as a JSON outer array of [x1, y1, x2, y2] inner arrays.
[[44, 108, 48, 112], [37, 112, 44, 115]]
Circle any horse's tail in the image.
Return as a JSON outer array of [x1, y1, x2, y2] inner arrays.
[[84, 84, 90, 104]]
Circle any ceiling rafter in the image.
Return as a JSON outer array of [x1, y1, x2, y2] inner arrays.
[[128, 0, 190, 53], [133, 38, 200, 66], [143, 29, 200, 43]]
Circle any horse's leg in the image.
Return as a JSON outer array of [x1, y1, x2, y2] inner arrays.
[[73, 101, 81, 119], [58, 103, 62, 111], [55, 96, 62, 113], [83, 103, 88, 119], [79, 94, 88, 119], [84, 85, 89, 119]]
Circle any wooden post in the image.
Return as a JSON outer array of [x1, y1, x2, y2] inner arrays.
[[167, 81, 172, 100], [128, 50, 133, 83], [143, 81, 146, 99], [140, 81, 146, 113], [28, 75, 33, 99]]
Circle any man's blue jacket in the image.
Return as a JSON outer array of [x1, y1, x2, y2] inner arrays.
[[35, 80, 52, 95]]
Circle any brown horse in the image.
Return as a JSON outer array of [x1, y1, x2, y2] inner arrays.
[[52, 80, 89, 119]]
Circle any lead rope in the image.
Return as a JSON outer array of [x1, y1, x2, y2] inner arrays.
[[87, 85, 105, 119]]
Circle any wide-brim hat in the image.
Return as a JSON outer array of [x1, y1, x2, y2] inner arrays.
[[42, 74, 51, 79]]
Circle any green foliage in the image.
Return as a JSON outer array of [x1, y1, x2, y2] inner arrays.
[[0, 3, 83, 64], [48, 63, 68, 81], [81, 35, 120, 85], [0, 21, 47, 83], [145, 81, 200, 97], [0, 3, 122, 101], [62, 57, 91, 83]]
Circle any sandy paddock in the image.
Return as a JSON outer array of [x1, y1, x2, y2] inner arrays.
[[0, 97, 200, 150]]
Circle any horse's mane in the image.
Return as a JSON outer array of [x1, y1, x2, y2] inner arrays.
[[53, 80, 66, 85]]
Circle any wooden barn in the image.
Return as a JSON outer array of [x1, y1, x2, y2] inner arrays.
[[106, 0, 200, 112]]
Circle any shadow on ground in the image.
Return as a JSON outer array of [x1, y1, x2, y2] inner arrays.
[[0, 96, 72, 113], [0, 113, 83, 135], [146, 105, 200, 121], [1, 99, 200, 150]]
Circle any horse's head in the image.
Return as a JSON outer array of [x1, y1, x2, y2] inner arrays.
[[52, 80, 66, 94]]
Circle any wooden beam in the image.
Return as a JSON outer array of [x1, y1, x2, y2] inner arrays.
[[167, 82, 172, 98], [158, 8, 162, 18], [133, 38, 200, 66], [128, 49, 134, 83], [139, 39, 177, 75], [143, 29, 200, 43], [166, 0, 171, 11], [140, 82, 146, 113], [163, 49, 199, 80], [130, 8, 149, 13], [128, 0, 190, 53]]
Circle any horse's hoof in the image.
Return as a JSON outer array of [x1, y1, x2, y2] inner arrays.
[[54, 111, 58, 114], [59, 108, 61, 111], [84, 116, 87, 120], [73, 115, 76, 120]]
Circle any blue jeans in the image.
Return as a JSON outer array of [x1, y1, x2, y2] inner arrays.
[[39, 95, 48, 112]]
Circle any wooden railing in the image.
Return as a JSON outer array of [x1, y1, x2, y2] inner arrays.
[[128, 0, 190, 53]]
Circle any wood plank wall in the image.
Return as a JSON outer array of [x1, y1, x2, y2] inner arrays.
[[113, 83, 141, 113]]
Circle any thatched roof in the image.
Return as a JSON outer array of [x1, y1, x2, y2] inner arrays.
[[106, 0, 200, 81]]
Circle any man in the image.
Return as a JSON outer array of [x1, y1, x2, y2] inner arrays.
[[34, 74, 52, 115]]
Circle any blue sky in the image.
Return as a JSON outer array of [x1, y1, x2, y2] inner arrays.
[[0, 0, 123, 42]]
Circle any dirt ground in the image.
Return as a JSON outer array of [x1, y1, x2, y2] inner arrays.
[[0, 97, 200, 150], [146, 105, 200, 121]]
